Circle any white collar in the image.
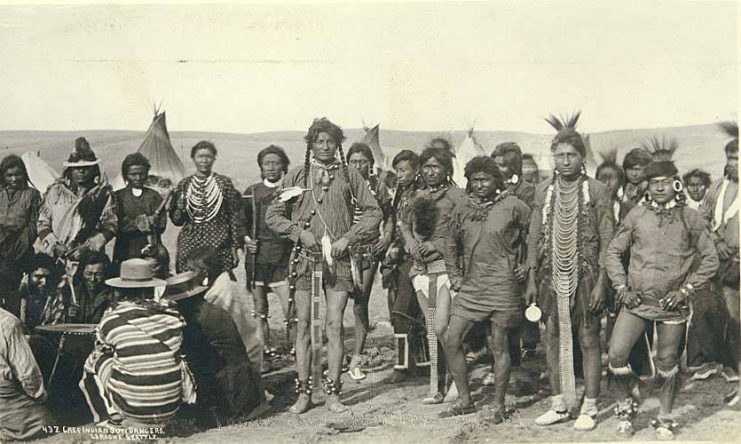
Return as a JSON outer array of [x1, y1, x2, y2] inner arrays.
[[650, 199, 677, 210], [131, 187, 143, 197], [263, 178, 280, 188]]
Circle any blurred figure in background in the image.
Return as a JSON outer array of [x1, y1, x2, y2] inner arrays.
[[683, 168, 711, 211], [521, 153, 541, 186], [621, 147, 653, 205], [702, 122, 740, 391], [346, 142, 393, 380]]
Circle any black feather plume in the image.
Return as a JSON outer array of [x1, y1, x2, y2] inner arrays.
[[412, 197, 439, 241], [719, 121, 739, 141], [640, 135, 679, 162], [544, 111, 581, 132]]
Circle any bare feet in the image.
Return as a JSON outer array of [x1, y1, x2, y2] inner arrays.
[[326, 394, 348, 413], [289, 393, 312, 414]]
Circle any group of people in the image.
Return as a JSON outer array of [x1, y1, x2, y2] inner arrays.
[[0, 138, 266, 440], [0, 114, 738, 441]]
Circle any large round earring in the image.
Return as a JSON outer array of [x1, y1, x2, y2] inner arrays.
[[673, 180, 683, 193], [511, 174, 519, 185]]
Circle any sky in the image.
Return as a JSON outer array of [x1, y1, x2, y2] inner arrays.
[[0, 1, 737, 134]]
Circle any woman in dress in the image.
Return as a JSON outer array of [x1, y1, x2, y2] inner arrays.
[[169, 141, 245, 275], [345, 142, 393, 380], [0, 154, 41, 315]]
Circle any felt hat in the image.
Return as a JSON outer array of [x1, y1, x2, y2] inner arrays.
[[106, 258, 167, 288], [63, 137, 100, 168], [161, 271, 208, 302]]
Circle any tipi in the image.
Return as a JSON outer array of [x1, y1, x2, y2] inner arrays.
[[112, 110, 186, 191], [362, 123, 388, 171], [452, 128, 486, 189], [21, 152, 58, 194]]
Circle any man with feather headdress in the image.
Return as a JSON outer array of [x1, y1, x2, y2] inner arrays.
[[36, 137, 117, 261], [701, 121, 741, 393], [524, 112, 613, 431], [605, 136, 718, 438]]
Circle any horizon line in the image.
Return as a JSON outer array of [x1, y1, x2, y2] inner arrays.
[[0, 121, 725, 137]]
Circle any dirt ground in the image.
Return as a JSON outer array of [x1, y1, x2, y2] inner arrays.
[[32, 229, 741, 443]]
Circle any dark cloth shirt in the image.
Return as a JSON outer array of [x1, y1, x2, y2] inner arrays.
[[65, 284, 113, 324], [605, 203, 719, 321], [0, 186, 41, 262], [445, 194, 531, 311], [113, 186, 166, 264], [244, 182, 292, 265]]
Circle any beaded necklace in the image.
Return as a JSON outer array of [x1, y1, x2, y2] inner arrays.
[[543, 173, 590, 409], [186, 174, 223, 223]]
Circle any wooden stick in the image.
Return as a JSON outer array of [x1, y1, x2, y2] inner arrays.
[[311, 262, 323, 397]]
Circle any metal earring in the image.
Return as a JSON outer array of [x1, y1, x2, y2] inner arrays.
[[673, 180, 683, 193]]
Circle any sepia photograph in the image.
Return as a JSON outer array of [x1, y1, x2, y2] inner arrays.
[[0, 0, 738, 442]]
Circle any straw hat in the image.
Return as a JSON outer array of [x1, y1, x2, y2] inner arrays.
[[162, 271, 208, 302], [106, 258, 167, 288]]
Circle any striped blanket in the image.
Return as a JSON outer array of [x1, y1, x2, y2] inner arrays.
[[80, 299, 194, 424]]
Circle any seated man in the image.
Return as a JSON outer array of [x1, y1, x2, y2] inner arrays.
[[163, 266, 267, 426], [80, 258, 195, 428], [18, 253, 66, 380], [64, 251, 114, 324], [0, 307, 51, 441], [19, 253, 67, 330]]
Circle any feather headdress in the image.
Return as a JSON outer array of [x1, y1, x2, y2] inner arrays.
[[642, 135, 679, 179], [544, 111, 581, 132], [63, 136, 100, 167], [599, 146, 619, 166], [640, 135, 679, 162], [719, 121, 739, 141], [544, 111, 586, 157], [719, 120, 739, 152]]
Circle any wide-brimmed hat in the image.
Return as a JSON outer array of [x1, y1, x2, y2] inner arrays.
[[162, 271, 208, 302], [106, 258, 167, 288], [63, 137, 100, 168]]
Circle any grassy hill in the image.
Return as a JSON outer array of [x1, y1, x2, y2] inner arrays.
[[0, 123, 730, 191]]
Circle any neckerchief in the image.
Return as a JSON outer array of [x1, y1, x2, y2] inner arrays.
[[466, 189, 509, 221], [311, 159, 340, 186], [643, 199, 681, 227]]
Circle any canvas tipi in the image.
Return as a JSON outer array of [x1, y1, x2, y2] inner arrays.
[[21, 152, 58, 194], [452, 128, 486, 189], [362, 123, 388, 171], [112, 110, 186, 191]]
